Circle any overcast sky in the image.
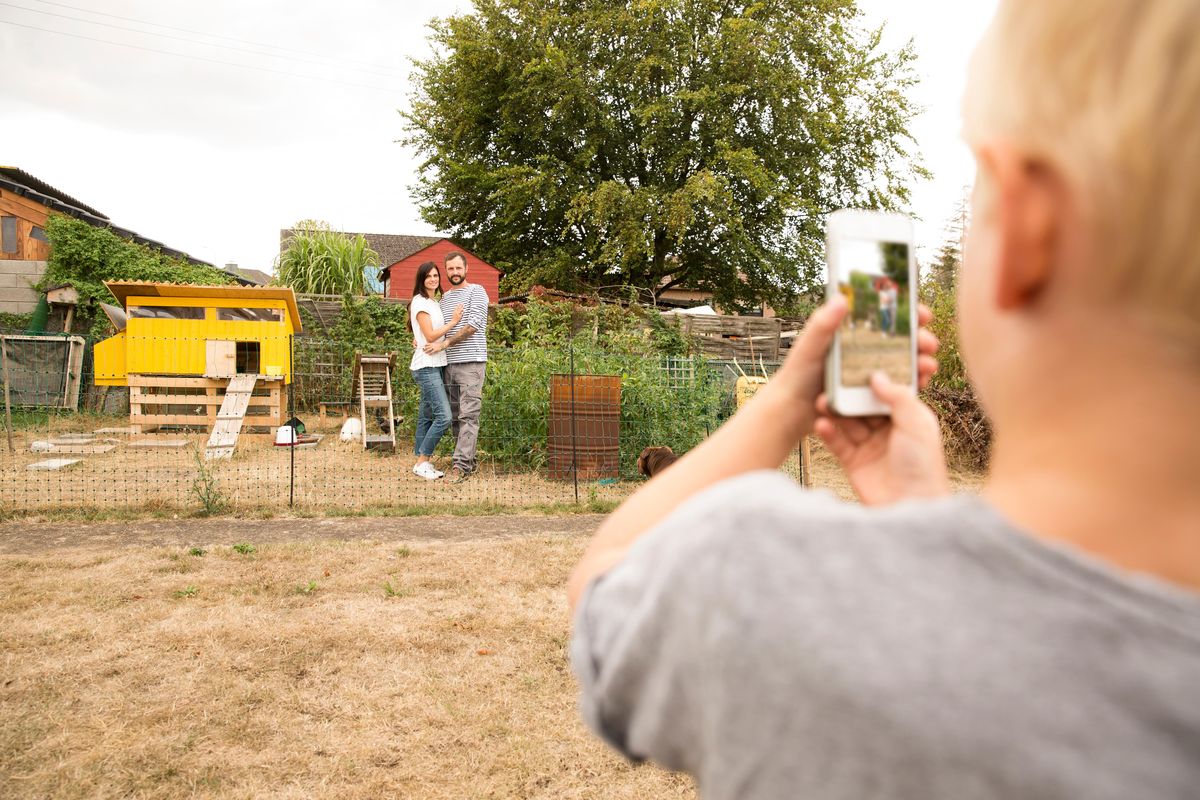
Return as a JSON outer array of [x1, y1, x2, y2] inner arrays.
[[2, 0, 997, 275]]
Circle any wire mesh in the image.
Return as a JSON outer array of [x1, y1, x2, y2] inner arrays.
[[0, 330, 810, 516]]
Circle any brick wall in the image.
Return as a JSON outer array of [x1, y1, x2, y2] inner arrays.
[[0, 260, 46, 315]]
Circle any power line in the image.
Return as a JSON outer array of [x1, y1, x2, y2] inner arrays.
[[24, 0, 407, 76], [1, 0, 406, 79], [0, 18, 399, 94]]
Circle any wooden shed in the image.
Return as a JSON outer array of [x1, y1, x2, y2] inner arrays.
[[93, 281, 302, 436]]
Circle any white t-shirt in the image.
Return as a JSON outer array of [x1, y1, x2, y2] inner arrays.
[[409, 295, 447, 370]]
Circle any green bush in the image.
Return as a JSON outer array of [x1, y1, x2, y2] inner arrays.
[[294, 295, 717, 476], [921, 278, 967, 390], [918, 258, 989, 467], [41, 215, 234, 339], [470, 343, 721, 477]]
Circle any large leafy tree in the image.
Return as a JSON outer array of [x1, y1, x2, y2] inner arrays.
[[405, 0, 925, 311]]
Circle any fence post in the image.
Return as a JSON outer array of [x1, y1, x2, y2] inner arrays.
[[1, 337, 12, 452], [569, 341, 579, 505], [289, 334, 295, 508]]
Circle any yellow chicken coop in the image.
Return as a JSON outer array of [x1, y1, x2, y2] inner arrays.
[[94, 281, 303, 444]]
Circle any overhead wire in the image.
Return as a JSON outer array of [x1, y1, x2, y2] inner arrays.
[[1, 0, 406, 79], [23, 0, 407, 76], [0, 18, 399, 94]]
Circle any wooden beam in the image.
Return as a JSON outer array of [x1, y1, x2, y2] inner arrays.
[[0, 192, 50, 226]]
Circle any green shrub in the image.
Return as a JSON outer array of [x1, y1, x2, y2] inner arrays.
[[41, 215, 234, 339], [921, 277, 967, 390], [295, 295, 717, 477], [918, 252, 989, 467]]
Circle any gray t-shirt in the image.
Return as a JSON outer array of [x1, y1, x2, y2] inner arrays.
[[571, 471, 1200, 799]]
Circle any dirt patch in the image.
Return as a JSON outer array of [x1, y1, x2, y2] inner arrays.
[[0, 535, 693, 799], [0, 514, 606, 555], [839, 327, 913, 386]]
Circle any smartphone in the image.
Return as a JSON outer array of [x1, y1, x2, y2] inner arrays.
[[824, 210, 918, 416]]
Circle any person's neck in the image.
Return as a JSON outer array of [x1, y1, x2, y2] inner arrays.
[[983, 357, 1200, 592]]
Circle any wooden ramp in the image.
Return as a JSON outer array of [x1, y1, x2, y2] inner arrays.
[[354, 353, 396, 451], [205, 375, 257, 460]]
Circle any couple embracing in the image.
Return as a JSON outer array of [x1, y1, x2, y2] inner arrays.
[[408, 251, 488, 483]]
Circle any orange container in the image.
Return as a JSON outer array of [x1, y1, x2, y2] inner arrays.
[[548, 375, 621, 480]]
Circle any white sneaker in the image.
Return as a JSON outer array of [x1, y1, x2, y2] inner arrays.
[[413, 462, 442, 480]]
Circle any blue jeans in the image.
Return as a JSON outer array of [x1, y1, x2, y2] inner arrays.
[[879, 307, 894, 335], [412, 367, 451, 457]]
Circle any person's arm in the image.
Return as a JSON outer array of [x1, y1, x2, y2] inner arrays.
[[567, 299, 843, 612], [429, 287, 486, 351], [567, 299, 943, 613], [428, 321, 476, 353], [420, 303, 463, 342]]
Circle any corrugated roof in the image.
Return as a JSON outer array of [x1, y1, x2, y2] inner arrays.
[[0, 167, 212, 267], [0, 166, 108, 218], [104, 281, 303, 332], [228, 267, 274, 286]]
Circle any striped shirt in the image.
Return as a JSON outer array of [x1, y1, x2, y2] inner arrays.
[[439, 283, 489, 363]]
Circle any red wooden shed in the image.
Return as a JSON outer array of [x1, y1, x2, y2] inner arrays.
[[372, 236, 502, 304]]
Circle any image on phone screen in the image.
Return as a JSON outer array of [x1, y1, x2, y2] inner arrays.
[[836, 240, 912, 387]]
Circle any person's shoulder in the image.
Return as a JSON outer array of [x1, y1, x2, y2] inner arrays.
[[629, 471, 987, 580]]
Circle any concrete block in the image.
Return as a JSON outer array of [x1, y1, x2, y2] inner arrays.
[[28, 458, 81, 470], [0, 299, 38, 315], [31, 440, 114, 454], [0, 260, 45, 277]]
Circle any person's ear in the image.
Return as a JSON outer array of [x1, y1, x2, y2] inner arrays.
[[974, 143, 1063, 310]]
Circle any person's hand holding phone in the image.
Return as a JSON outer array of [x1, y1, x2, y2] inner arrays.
[[814, 304, 949, 505]]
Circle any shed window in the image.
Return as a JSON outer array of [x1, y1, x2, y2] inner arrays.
[[30, 226, 48, 242], [217, 307, 283, 322], [129, 305, 205, 320], [1, 217, 16, 254], [236, 342, 260, 374]]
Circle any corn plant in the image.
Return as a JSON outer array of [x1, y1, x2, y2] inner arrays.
[[275, 221, 380, 296]]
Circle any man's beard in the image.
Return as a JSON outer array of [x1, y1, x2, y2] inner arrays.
[[448, 275, 465, 285]]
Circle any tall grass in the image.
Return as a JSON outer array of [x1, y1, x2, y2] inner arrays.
[[276, 222, 380, 295]]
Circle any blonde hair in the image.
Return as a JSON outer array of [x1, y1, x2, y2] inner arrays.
[[963, 0, 1200, 343]]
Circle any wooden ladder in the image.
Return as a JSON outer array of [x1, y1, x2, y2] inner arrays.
[[205, 374, 257, 460], [355, 353, 396, 451]]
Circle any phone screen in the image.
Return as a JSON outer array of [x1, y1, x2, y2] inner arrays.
[[836, 239, 912, 387]]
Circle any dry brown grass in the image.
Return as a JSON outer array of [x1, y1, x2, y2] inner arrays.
[[0, 535, 695, 799], [0, 421, 983, 519], [0, 415, 831, 516]]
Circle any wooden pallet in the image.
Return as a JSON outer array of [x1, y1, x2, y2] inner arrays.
[[128, 375, 284, 434], [354, 353, 396, 451], [205, 375, 257, 460]]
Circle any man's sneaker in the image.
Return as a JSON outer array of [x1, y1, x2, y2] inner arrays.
[[448, 467, 470, 484]]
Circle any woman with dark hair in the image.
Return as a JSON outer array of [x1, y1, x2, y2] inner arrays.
[[409, 261, 463, 479]]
